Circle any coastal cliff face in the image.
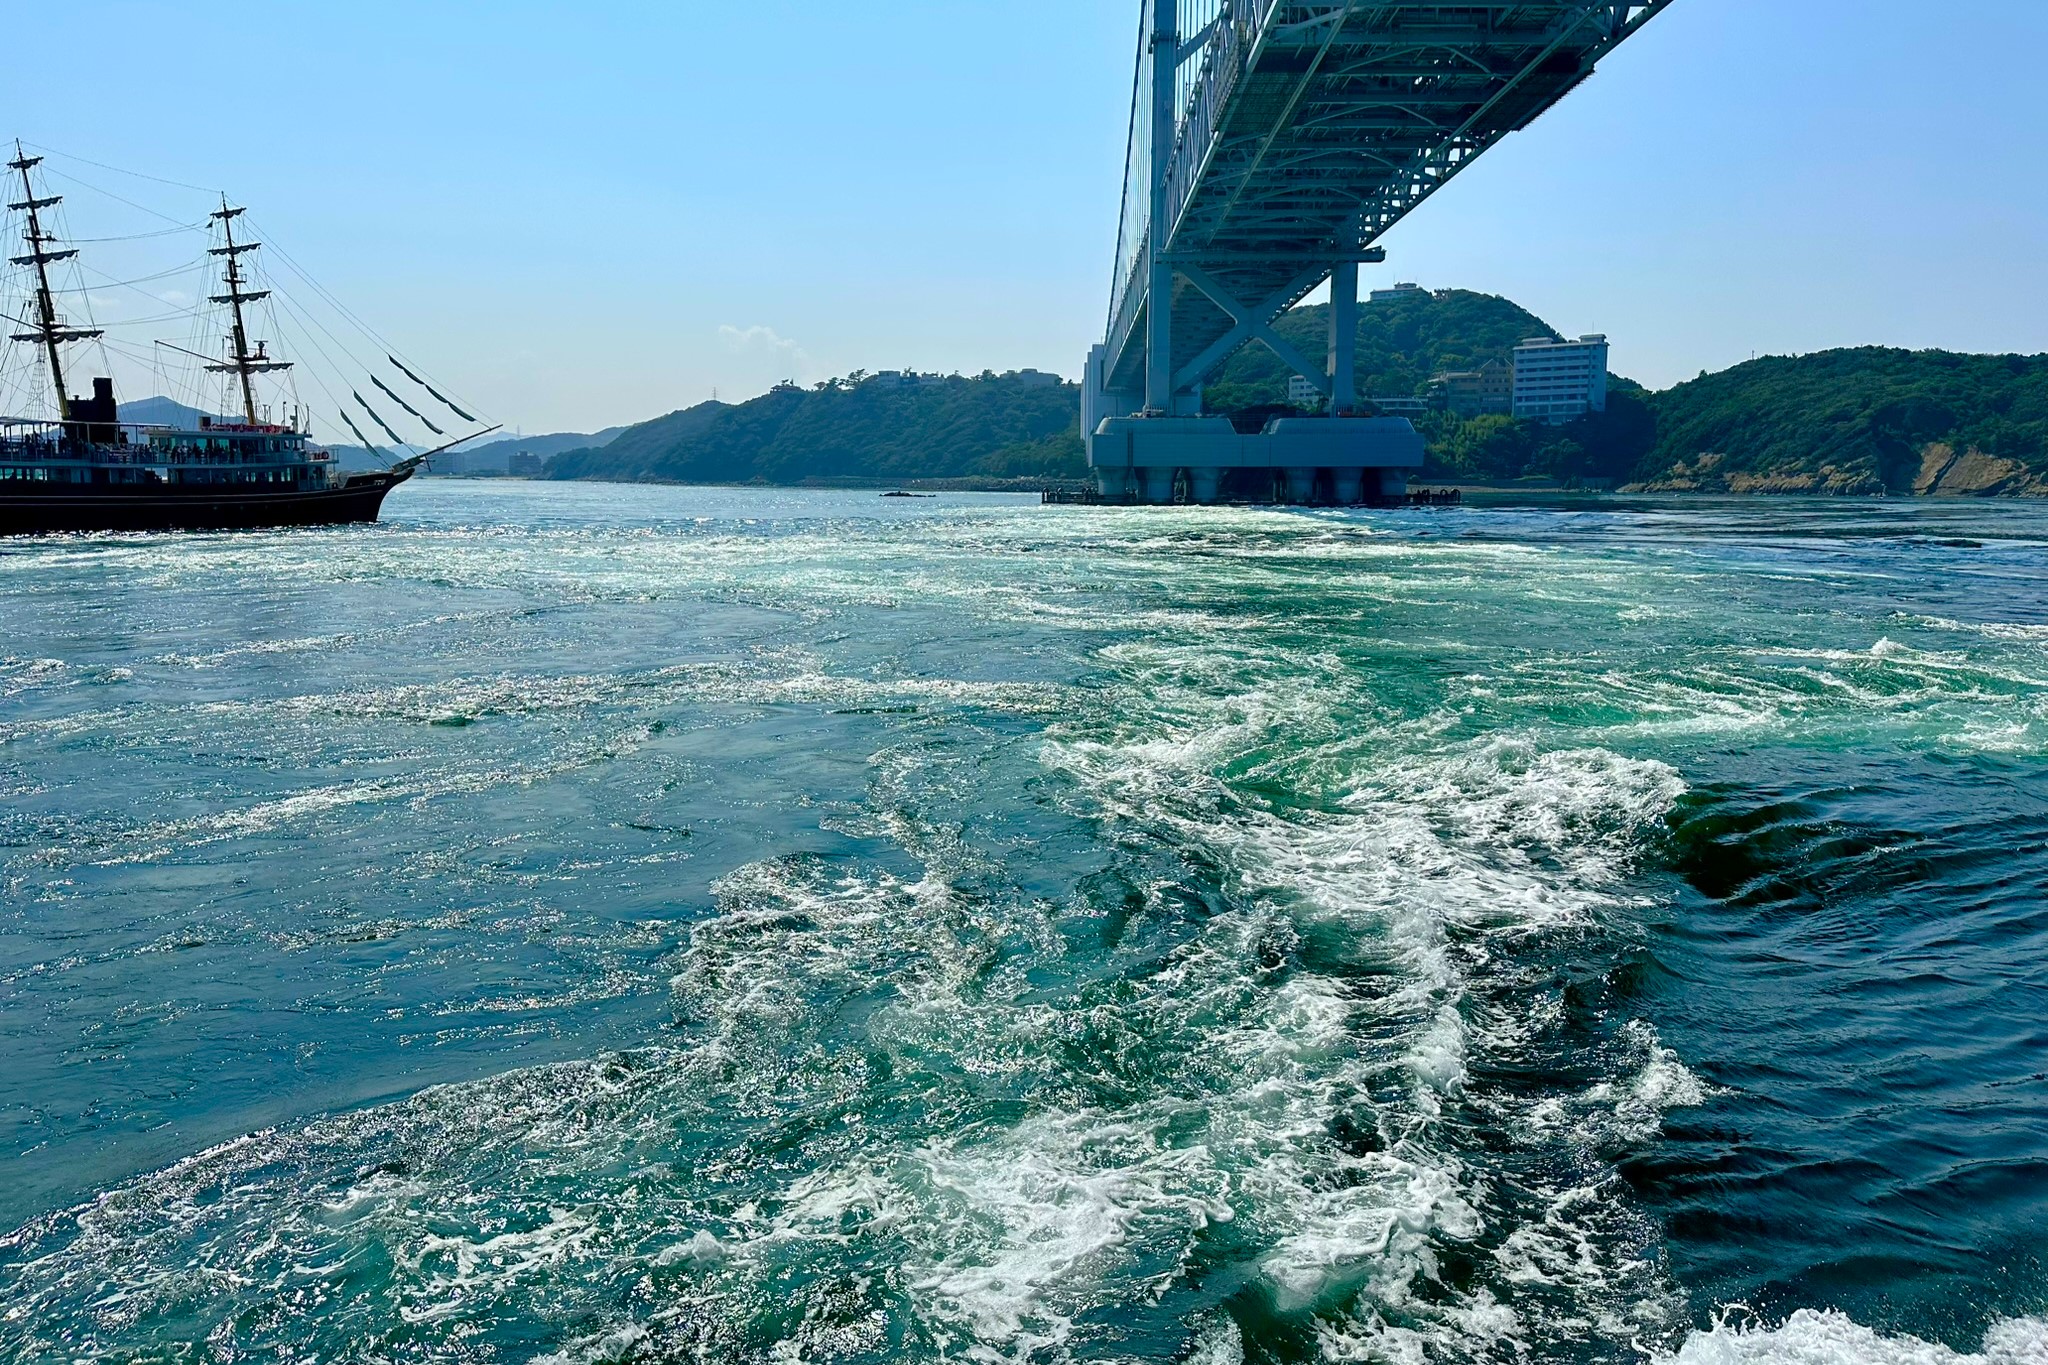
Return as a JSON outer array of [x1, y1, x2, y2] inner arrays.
[[1911, 444, 2048, 496], [1626, 443, 2047, 497], [1625, 453, 1885, 496]]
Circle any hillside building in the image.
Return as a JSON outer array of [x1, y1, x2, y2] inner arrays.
[[1373, 396, 1431, 416], [1512, 335, 1608, 424], [1430, 360, 1512, 417], [1369, 282, 1425, 303]]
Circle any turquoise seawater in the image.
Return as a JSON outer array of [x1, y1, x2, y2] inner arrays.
[[3, 482, 2046, 1363]]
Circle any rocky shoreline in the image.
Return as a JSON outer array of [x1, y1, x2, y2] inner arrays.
[[1622, 442, 2047, 497]]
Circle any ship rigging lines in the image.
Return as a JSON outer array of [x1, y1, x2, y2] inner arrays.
[[0, 144, 492, 465]]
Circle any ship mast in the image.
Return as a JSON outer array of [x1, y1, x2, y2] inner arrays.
[[7, 142, 103, 422], [207, 200, 289, 424]]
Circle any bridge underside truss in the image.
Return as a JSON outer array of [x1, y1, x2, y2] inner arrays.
[[1102, 1, 1672, 399]]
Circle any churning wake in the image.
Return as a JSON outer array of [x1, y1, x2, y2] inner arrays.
[[5, 491, 2045, 1361], [0, 593, 1703, 1359]]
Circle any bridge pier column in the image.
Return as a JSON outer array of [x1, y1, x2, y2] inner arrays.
[[1141, 0, 1178, 414], [1144, 257, 1174, 412], [1328, 260, 1357, 413], [1138, 465, 1177, 504], [1283, 466, 1319, 504], [1187, 466, 1225, 504], [1332, 467, 1367, 505], [1378, 468, 1410, 501]]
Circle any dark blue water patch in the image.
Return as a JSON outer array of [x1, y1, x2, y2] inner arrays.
[[1421, 496, 2048, 634], [0, 664, 1075, 1232], [0, 703, 866, 1227], [1632, 746, 2048, 1346]]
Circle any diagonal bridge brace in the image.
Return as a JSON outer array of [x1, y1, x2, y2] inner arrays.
[[1171, 262, 1333, 396]]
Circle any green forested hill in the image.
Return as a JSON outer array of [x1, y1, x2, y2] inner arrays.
[[1396, 348, 2048, 492], [542, 294, 2048, 495], [1625, 348, 2048, 494], [544, 374, 1083, 484], [1204, 288, 1557, 409], [546, 399, 733, 480], [543, 289, 1555, 487]]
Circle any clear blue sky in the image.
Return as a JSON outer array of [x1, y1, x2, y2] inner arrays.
[[8, 1, 2047, 434]]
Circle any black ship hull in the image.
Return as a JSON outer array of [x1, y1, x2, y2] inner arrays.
[[0, 469, 413, 536]]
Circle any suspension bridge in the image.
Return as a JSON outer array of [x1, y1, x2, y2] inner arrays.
[[1080, 1, 1673, 503]]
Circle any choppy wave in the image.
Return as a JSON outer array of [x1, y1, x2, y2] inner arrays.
[[5, 489, 2046, 1359], [1659, 1310, 2048, 1365], [0, 665, 1701, 1359]]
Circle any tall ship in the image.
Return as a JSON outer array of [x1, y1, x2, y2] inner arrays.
[[1, 144, 494, 535]]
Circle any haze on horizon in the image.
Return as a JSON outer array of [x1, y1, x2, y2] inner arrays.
[[9, 0, 2047, 436]]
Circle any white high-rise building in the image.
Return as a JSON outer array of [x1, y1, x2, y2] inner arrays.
[[1512, 335, 1609, 424]]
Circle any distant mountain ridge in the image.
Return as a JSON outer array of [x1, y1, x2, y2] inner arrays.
[[544, 375, 1083, 485], [201, 283, 2025, 497], [456, 427, 627, 462], [541, 292, 1565, 489], [117, 396, 229, 429], [540, 311, 2048, 496]]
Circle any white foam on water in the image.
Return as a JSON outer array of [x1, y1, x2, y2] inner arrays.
[[643, 706, 1701, 1360], [1913, 615, 2048, 644], [0, 656, 69, 700], [901, 1111, 1232, 1361], [657, 859, 1247, 1355], [1185, 1317, 1246, 1364], [1747, 641, 2048, 693], [1577, 1020, 1715, 1145], [21, 646, 1066, 869], [532, 1321, 652, 1365], [404, 1206, 600, 1298], [1555, 638, 2048, 755], [1036, 626, 1702, 1356], [1657, 1310, 2048, 1365], [1, 658, 1066, 751], [154, 630, 364, 667], [23, 503, 2036, 1360]]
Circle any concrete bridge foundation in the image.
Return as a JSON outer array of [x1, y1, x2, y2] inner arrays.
[[1087, 414, 1424, 506]]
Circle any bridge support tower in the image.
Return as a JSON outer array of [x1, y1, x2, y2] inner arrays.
[[1079, 0, 1673, 507], [1083, 247, 1420, 505]]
